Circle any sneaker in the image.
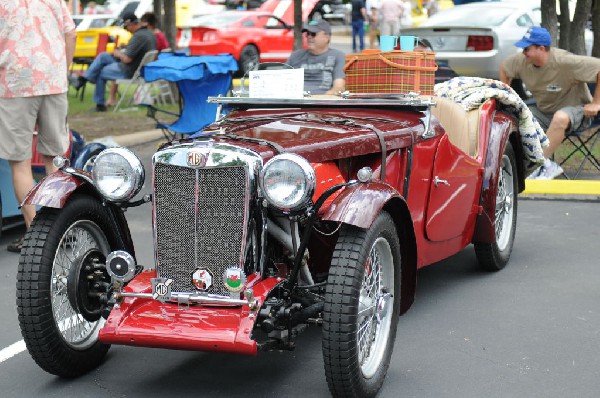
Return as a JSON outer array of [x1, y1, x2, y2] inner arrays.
[[536, 159, 564, 180], [527, 165, 543, 180], [7, 235, 24, 253]]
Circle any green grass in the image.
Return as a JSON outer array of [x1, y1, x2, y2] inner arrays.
[[553, 128, 600, 173]]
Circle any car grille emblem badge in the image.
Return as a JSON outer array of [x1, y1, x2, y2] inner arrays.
[[187, 150, 208, 167], [224, 267, 246, 293], [192, 268, 213, 290], [151, 277, 173, 302]]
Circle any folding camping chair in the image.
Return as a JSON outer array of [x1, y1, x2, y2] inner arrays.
[[113, 50, 159, 112], [142, 53, 238, 140], [558, 115, 600, 179]]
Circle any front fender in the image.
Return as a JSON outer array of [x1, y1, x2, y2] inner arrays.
[[321, 181, 401, 229], [321, 182, 417, 315], [23, 170, 85, 208]]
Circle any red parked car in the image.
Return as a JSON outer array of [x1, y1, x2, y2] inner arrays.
[[176, 0, 319, 75], [18, 88, 528, 396]]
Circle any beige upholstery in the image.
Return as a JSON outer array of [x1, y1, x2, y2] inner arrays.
[[429, 96, 481, 157]]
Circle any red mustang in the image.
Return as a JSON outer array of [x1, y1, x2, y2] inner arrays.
[[18, 88, 530, 397], [176, 0, 319, 75]]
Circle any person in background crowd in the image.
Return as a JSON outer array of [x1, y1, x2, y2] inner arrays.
[[351, 0, 368, 53], [141, 12, 169, 51], [83, 1, 99, 14], [287, 20, 345, 95], [0, 0, 77, 252], [500, 27, 600, 180], [400, 0, 413, 28], [426, 0, 439, 17], [70, 12, 157, 111], [379, 0, 404, 37], [365, 0, 380, 49]]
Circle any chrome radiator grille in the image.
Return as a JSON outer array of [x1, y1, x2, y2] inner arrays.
[[153, 162, 248, 296]]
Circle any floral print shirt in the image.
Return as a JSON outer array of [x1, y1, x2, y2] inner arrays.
[[0, 0, 75, 98]]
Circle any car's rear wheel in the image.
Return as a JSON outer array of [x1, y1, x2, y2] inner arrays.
[[475, 141, 518, 271], [239, 45, 259, 76], [16, 194, 123, 377], [323, 211, 401, 398]]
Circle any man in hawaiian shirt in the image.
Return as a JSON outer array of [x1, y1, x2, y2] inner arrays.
[[0, 0, 77, 252]]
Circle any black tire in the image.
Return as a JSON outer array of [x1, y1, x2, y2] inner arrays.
[[238, 45, 259, 76], [475, 141, 518, 271], [16, 194, 124, 377], [323, 211, 401, 398]]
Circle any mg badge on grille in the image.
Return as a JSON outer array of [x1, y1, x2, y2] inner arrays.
[[192, 268, 213, 290], [187, 150, 208, 167], [152, 277, 173, 302], [224, 267, 246, 293]]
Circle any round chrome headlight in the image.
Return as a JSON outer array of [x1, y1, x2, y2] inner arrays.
[[260, 154, 315, 211], [92, 147, 144, 202]]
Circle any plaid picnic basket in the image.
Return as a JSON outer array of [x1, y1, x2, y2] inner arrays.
[[344, 51, 438, 95]]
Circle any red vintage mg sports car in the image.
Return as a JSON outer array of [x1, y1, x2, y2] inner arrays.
[[17, 93, 527, 397]]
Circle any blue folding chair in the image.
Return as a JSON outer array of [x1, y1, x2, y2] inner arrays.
[[142, 53, 238, 140]]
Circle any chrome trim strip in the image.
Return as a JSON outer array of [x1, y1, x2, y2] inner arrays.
[[119, 291, 249, 306]]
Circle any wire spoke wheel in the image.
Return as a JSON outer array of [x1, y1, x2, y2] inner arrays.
[[51, 221, 109, 349], [475, 142, 518, 271], [17, 194, 125, 377], [323, 211, 401, 397]]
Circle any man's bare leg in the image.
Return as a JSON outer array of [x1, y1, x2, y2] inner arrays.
[[543, 111, 570, 158], [106, 82, 119, 106], [9, 159, 36, 228]]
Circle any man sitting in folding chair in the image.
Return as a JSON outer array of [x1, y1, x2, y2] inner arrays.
[[500, 27, 600, 180], [69, 12, 156, 112]]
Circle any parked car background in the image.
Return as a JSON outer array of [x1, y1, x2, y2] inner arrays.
[[402, 0, 593, 81], [177, 0, 319, 75], [308, 0, 350, 24]]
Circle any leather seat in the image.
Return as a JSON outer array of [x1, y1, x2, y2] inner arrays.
[[429, 96, 481, 157]]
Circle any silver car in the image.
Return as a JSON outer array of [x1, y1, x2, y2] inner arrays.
[[402, 1, 543, 80]]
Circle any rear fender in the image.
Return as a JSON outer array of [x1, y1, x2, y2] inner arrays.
[[321, 182, 417, 315], [472, 112, 522, 244]]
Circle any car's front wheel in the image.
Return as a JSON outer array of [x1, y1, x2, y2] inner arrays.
[[475, 141, 518, 271], [323, 211, 401, 397], [16, 194, 123, 377]]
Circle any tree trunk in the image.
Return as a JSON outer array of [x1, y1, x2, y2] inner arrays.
[[592, 0, 600, 57], [541, 0, 558, 46], [164, 0, 177, 51], [557, 0, 571, 50], [294, 0, 303, 50], [569, 0, 592, 55]]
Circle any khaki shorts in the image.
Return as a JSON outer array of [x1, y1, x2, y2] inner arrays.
[[529, 104, 592, 134], [0, 94, 70, 161]]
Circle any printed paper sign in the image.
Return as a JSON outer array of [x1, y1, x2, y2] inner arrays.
[[249, 68, 304, 99]]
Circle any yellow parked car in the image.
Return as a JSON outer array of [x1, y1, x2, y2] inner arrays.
[[73, 21, 132, 63], [411, 0, 454, 27]]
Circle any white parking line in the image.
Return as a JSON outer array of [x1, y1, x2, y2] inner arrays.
[[0, 340, 26, 364]]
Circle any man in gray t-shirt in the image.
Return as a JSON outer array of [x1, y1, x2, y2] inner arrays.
[[287, 20, 345, 95], [71, 12, 156, 111]]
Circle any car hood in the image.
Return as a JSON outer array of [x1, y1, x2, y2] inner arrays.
[[197, 108, 425, 162], [258, 0, 320, 25]]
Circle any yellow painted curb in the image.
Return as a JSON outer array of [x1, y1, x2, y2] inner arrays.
[[523, 179, 600, 195]]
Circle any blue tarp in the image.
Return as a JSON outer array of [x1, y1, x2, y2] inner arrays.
[[141, 53, 238, 134]]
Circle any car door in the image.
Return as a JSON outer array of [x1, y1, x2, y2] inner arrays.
[[424, 135, 482, 242], [256, 15, 295, 62]]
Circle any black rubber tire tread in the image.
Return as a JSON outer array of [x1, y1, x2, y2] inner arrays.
[[322, 211, 401, 398], [16, 194, 122, 377], [475, 141, 518, 271]]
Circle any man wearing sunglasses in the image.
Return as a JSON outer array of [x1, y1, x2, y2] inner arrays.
[[287, 20, 345, 95]]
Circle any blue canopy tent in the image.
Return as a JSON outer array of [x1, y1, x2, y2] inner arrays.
[[142, 53, 238, 139]]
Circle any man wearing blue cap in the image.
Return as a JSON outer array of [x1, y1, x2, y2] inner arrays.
[[500, 26, 600, 179], [287, 20, 345, 95]]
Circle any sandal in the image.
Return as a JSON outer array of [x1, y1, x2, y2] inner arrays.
[[7, 235, 24, 253]]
